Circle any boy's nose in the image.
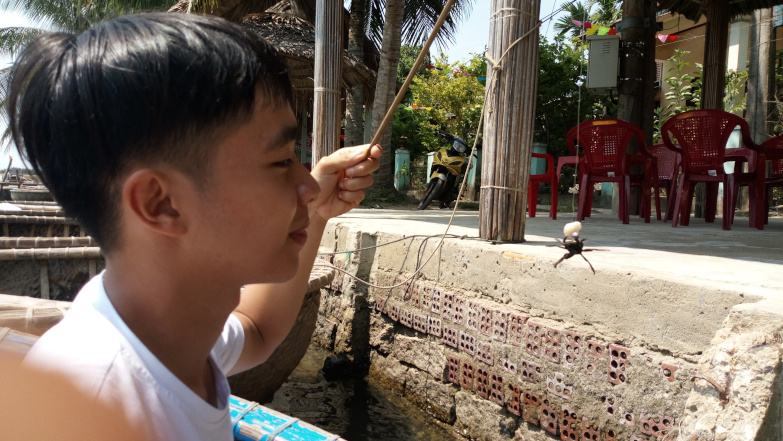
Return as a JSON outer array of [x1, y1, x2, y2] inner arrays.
[[297, 165, 320, 205]]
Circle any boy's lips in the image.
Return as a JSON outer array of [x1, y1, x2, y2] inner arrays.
[[289, 223, 309, 245]]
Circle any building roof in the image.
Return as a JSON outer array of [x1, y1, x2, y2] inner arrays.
[[658, 0, 780, 21]]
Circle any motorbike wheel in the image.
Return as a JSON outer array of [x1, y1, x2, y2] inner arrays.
[[417, 179, 443, 210]]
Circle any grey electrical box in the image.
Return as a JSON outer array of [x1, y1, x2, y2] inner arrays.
[[586, 35, 620, 93]]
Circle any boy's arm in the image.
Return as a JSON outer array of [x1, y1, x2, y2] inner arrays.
[[228, 144, 381, 374]]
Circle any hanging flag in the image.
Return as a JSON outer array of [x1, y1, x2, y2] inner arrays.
[[584, 22, 592, 29], [571, 19, 584, 27], [658, 34, 669, 43], [586, 27, 598, 36], [411, 104, 418, 109], [478, 76, 486, 82], [669, 35, 679, 42], [597, 27, 610, 35], [608, 28, 617, 35]]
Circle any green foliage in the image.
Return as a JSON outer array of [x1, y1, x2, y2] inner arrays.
[[553, 0, 622, 37], [654, 49, 748, 142]]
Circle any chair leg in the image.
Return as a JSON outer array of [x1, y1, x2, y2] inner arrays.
[[577, 175, 590, 222], [753, 166, 766, 230], [653, 178, 661, 222], [549, 177, 558, 220], [528, 183, 538, 217], [705, 182, 718, 223], [621, 177, 630, 224], [723, 175, 735, 231], [680, 179, 695, 227], [671, 177, 685, 227]]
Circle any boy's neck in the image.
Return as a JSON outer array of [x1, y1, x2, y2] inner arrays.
[[102, 260, 238, 405]]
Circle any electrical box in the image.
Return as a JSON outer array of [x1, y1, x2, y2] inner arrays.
[[586, 35, 620, 93]]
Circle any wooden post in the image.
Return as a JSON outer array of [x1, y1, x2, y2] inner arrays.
[[311, 0, 342, 165], [701, 0, 729, 110], [747, 8, 773, 142], [480, 0, 541, 242]]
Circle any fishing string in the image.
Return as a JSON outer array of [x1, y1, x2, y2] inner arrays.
[[315, 4, 581, 289], [571, 8, 589, 222]]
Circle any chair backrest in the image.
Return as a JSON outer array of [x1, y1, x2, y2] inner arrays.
[[761, 135, 783, 178], [566, 119, 644, 177], [648, 144, 680, 181], [660, 109, 750, 176]]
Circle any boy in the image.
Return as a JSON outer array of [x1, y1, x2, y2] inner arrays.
[[7, 12, 381, 441]]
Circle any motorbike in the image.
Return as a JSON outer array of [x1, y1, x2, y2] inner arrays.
[[417, 132, 475, 210]]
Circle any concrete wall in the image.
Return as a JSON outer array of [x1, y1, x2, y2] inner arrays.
[[315, 221, 783, 441]]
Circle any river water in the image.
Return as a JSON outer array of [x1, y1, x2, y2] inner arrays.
[[267, 344, 457, 440]]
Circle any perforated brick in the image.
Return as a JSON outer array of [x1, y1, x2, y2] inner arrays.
[[453, 295, 466, 325], [540, 398, 559, 436], [431, 286, 443, 315], [421, 288, 432, 311], [508, 384, 522, 416], [620, 409, 635, 426], [547, 372, 573, 400], [490, 373, 505, 406], [374, 297, 387, 314], [543, 326, 562, 364], [560, 405, 579, 441], [661, 363, 678, 382], [492, 310, 509, 343], [428, 316, 442, 337], [400, 308, 413, 328], [461, 360, 475, 391], [526, 321, 545, 358], [413, 313, 428, 333], [466, 300, 480, 331], [639, 414, 674, 438], [520, 360, 541, 383], [605, 429, 617, 441], [586, 339, 606, 358], [508, 313, 528, 346], [608, 343, 630, 385], [443, 325, 458, 348], [605, 394, 617, 417], [562, 330, 583, 368], [477, 340, 494, 366], [500, 359, 518, 375], [410, 286, 421, 309], [581, 419, 600, 441], [389, 304, 400, 322], [459, 331, 476, 356], [476, 367, 490, 399], [584, 340, 607, 379], [479, 306, 493, 337], [448, 356, 460, 384], [522, 391, 541, 426], [442, 291, 455, 322]]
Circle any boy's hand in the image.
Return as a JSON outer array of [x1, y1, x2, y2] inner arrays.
[[309, 144, 381, 224]]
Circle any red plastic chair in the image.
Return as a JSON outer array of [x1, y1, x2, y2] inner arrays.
[[760, 136, 783, 224], [566, 119, 657, 224], [528, 152, 557, 219], [660, 109, 765, 230], [647, 144, 681, 222]]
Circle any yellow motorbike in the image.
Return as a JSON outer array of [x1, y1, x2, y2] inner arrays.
[[417, 132, 472, 210]]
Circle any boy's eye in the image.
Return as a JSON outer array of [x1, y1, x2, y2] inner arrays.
[[274, 159, 293, 167]]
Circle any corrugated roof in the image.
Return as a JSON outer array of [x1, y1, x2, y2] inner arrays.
[[657, 0, 780, 21]]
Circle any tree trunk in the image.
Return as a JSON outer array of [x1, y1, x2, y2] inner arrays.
[[479, 0, 541, 242], [701, 0, 729, 111], [344, 0, 366, 147], [312, 0, 343, 165], [747, 8, 772, 142], [369, 0, 405, 191]]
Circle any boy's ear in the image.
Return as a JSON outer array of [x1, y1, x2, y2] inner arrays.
[[122, 169, 186, 237]]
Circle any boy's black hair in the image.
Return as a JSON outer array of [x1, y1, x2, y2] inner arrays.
[[7, 13, 293, 251]]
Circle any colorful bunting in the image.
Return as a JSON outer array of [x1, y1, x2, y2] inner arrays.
[[586, 27, 598, 36], [597, 27, 610, 35], [608, 28, 617, 35], [669, 35, 679, 42], [571, 19, 584, 27], [657, 34, 668, 43]]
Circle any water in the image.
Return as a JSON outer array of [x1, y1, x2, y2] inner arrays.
[[267, 345, 457, 441]]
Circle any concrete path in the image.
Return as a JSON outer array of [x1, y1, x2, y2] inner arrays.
[[332, 207, 783, 307]]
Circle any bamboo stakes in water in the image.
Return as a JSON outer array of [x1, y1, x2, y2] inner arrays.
[[480, 0, 541, 242]]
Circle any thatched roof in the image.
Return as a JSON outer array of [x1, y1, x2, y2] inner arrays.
[[241, 12, 376, 106], [658, 0, 780, 21]]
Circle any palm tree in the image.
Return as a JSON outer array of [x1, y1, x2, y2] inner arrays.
[[553, 0, 591, 37]]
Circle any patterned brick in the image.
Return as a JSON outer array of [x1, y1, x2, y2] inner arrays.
[[608, 344, 630, 385], [540, 397, 559, 436], [453, 295, 466, 325], [443, 325, 458, 348], [479, 306, 493, 337], [520, 360, 541, 383], [442, 291, 455, 322], [639, 414, 674, 438], [547, 372, 573, 400], [522, 390, 541, 426], [428, 316, 442, 337], [508, 384, 522, 416], [562, 330, 583, 368], [448, 356, 460, 384], [543, 326, 562, 364], [466, 300, 480, 332], [492, 310, 509, 343], [508, 313, 528, 346], [500, 359, 518, 375], [476, 340, 494, 366], [560, 405, 579, 441], [400, 308, 413, 328], [581, 419, 600, 441], [459, 331, 476, 356], [476, 367, 490, 399], [490, 373, 505, 406], [413, 313, 428, 333], [389, 304, 400, 322], [431, 286, 443, 315], [526, 321, 545, 358], [461, 360, 475, 391]]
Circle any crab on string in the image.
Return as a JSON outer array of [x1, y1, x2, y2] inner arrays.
[[549, 221, 606, 274]]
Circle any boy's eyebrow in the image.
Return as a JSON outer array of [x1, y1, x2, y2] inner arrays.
[[267, 124, 300, 150]]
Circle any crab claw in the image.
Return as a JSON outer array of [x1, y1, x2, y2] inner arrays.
[[563, 221, 582, 238]]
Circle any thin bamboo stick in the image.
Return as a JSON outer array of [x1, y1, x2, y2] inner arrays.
[[0, 247, 102, 261], [0, 237, 95, 249]]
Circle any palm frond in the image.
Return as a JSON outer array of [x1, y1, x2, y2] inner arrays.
[[0, 26, 45, 56], [400, 0, 472, 47]]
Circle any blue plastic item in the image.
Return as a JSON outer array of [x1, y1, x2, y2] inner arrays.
[[229, 395, 344, 441]]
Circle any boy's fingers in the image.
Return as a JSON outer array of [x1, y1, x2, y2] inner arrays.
[[339, 175, 373, 191], [317, 144, 382, 174], [339, 189, 366, 205]]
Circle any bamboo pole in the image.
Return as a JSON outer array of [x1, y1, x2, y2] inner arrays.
[[0, 247, 102, 261], [480, 0, 541, 242], [311, 0, 342, 166], [0, 237, 95, 249]]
